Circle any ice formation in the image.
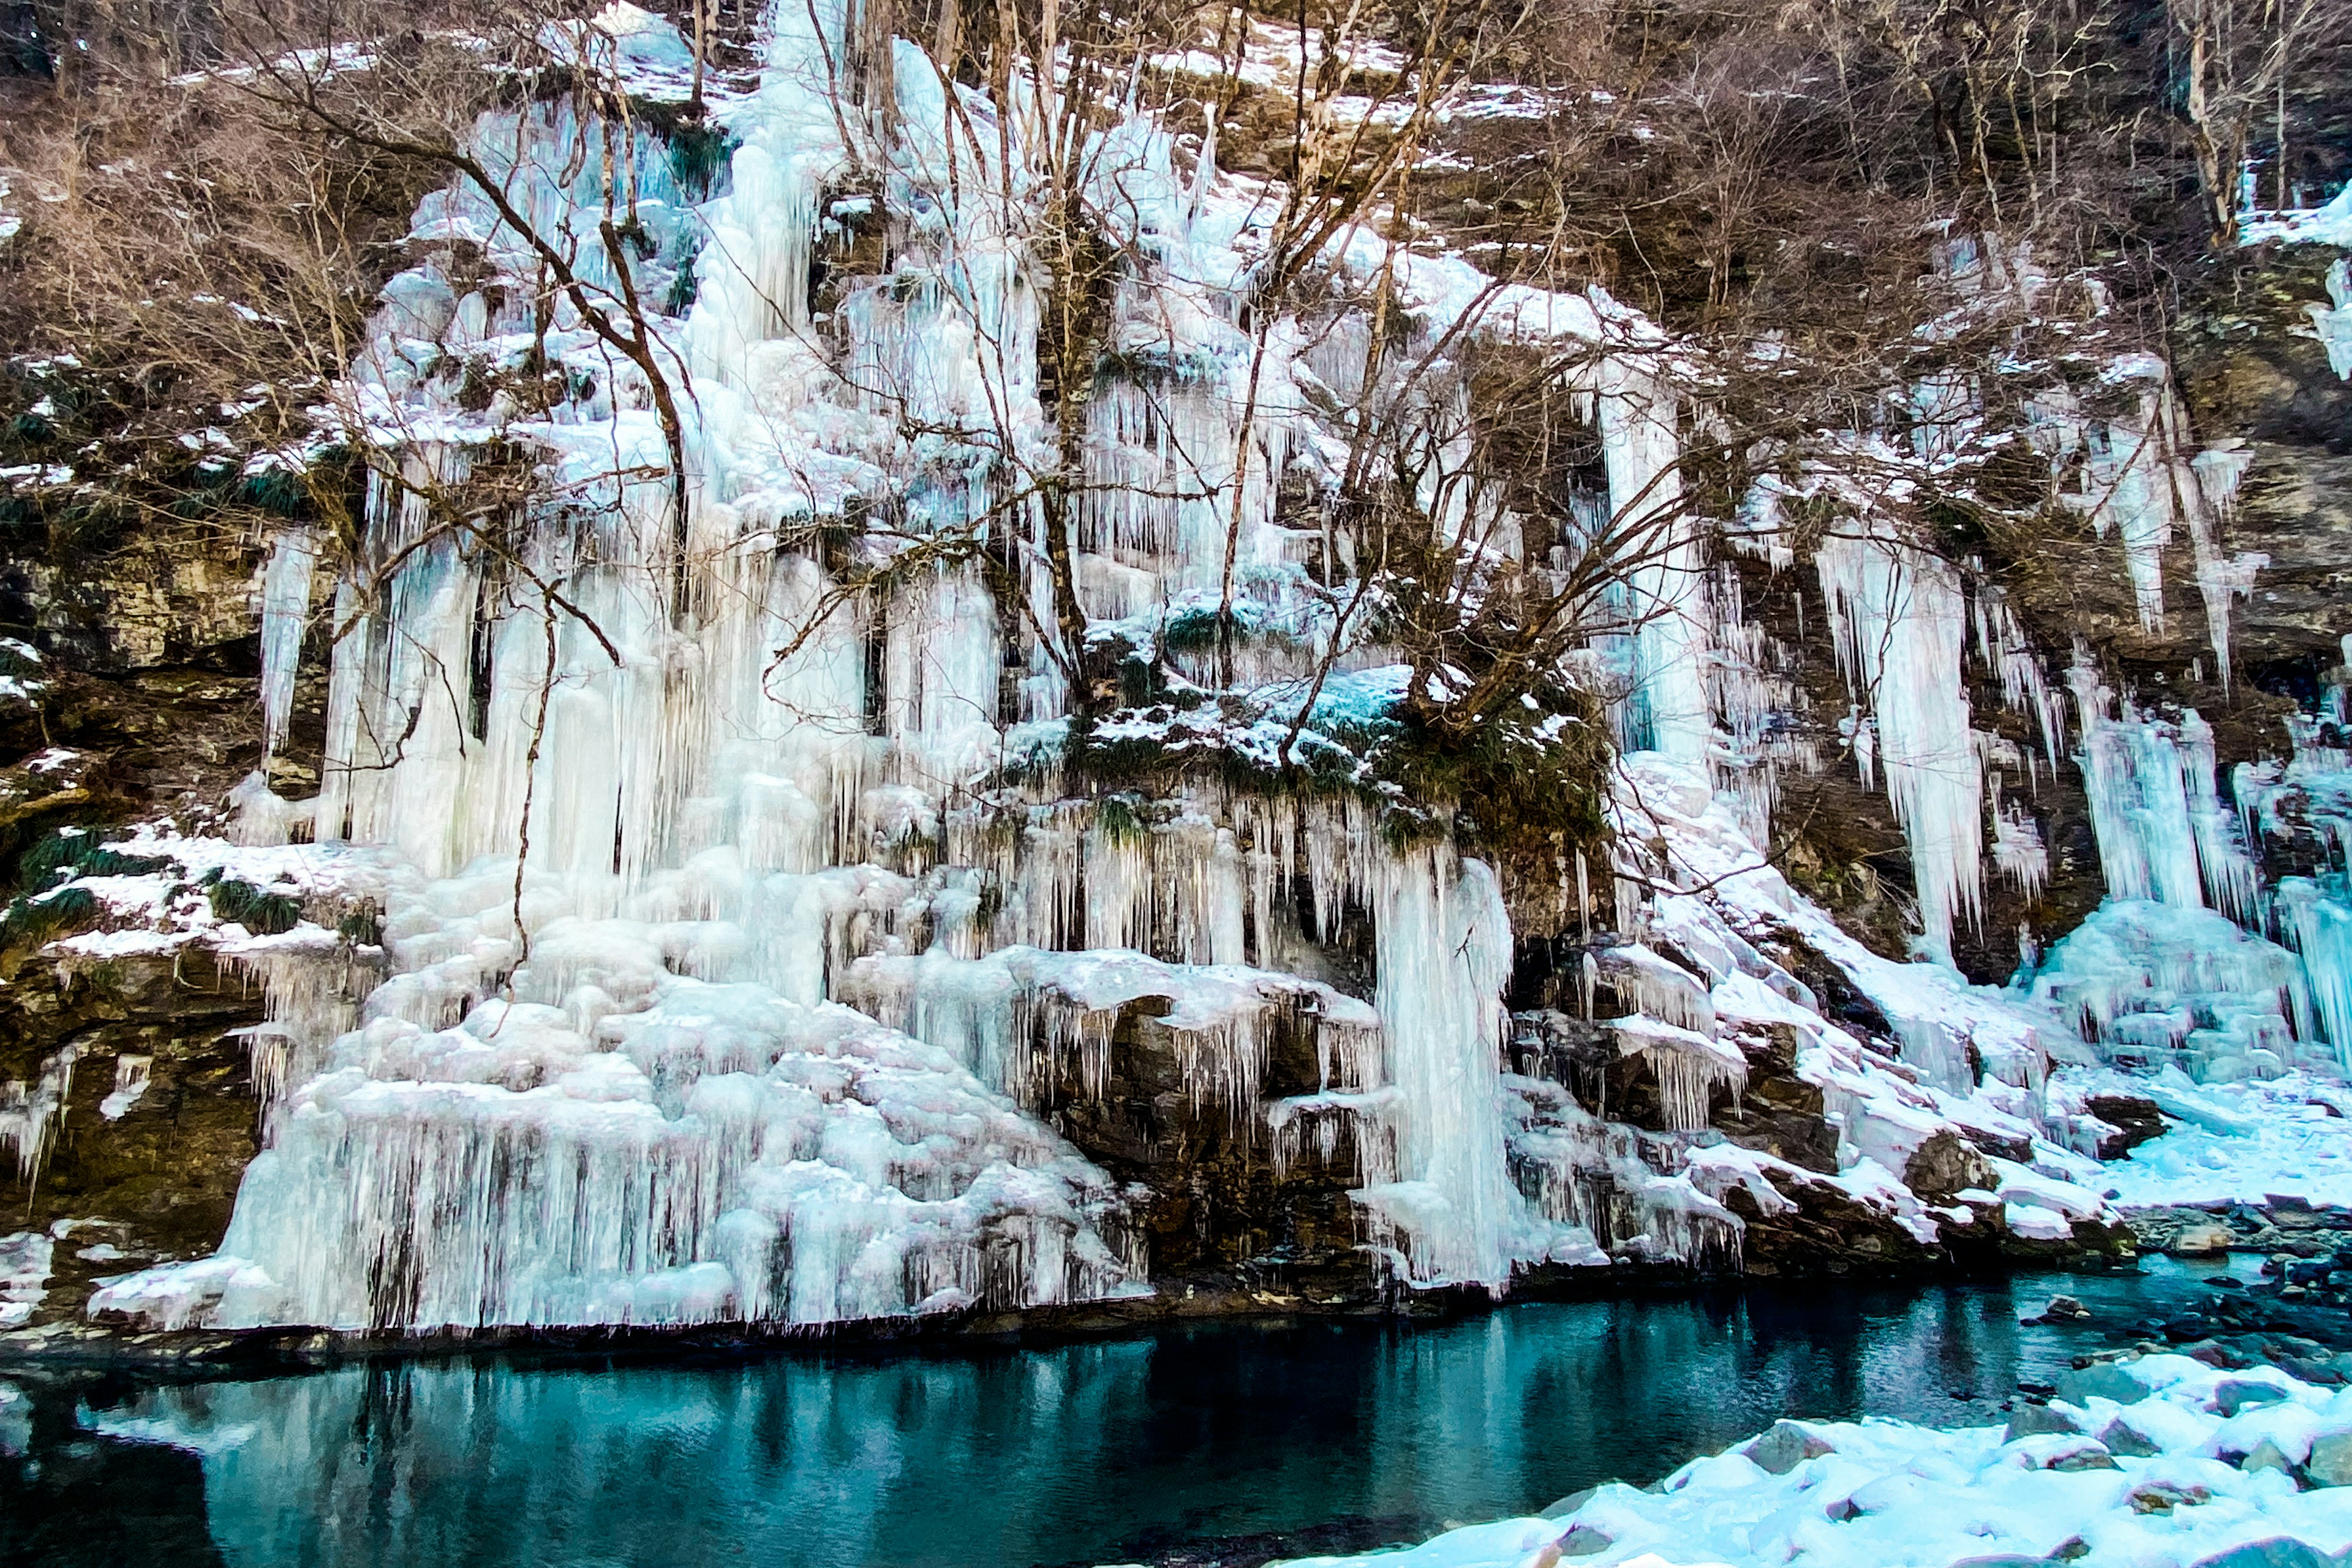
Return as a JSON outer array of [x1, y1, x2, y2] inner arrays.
[[90, 1, 1773, 1329], [48, 0, 2352, 1337], [1813, 524, 1981, 959], [0, 1231, 50, 1329], [2028, 645, 2352, 1085], [0, 1046, 77, 1183]]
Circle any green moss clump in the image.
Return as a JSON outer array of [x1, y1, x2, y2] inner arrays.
[[337, 902, 385, 947], [1093, 793, 1149, 844], [1, 884, 98, 945], [208, 876, 303, 936], [13, 827, 170, 893]]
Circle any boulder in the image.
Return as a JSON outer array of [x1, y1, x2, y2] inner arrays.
[[2056, 1363, 2147, 1404], [2185, 1540, 2342, 1568], [2095, 1418, 2162, 1458], [2005, 1401, 2087, 1441], [2308, 1428, 2352, 1488], [2242, 1439, 2299, 1477], [2174, 1223, 2240, 1256], [1553, 1525, 1612, 1558], [1742, 1420, 1835, 1475], [2214, 1379, 2291, 1417]]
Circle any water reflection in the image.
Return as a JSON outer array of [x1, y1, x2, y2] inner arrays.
[[3, 1267, 2216, 1568]]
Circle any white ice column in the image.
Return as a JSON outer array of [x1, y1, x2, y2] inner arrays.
[[1599, 361, 1709, 761], [1814, 530, 1983, 960], [1362, 847, 1518, 1289], [258, 528, 318, 760]]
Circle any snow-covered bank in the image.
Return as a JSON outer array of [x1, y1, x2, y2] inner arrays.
[[1270, 1355, 2352, 1568], [2054, 1070, 2352, 1213]]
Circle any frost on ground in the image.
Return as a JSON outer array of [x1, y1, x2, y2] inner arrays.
[[1270, 1355, 2352, 1568], [2054, 1070, 2352, 1212]]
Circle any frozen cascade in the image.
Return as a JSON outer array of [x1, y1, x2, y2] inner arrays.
[[81, 0, 2248, 1330], [2027, 900, 2310, 1081], [1813, 526, 1982, 959], [1355, 849, 1521, 1289], [2234, 643, 2352, 1071], [257, 527, 316, 760], [85, 0, 1790, 1333], [2027, 649, 2352, 1082]]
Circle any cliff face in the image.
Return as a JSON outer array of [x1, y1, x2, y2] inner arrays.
[[0, 0, 2346, 1341]]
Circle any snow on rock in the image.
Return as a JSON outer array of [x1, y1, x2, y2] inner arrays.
[[1274, 1355, 2352, 1568], [0, 1232, 51, 1329], [1610, 752, 2116, 1242], [37, 827, 377, 963]]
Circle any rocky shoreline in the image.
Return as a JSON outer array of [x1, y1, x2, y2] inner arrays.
[[0, 1243, 2215, 1375]]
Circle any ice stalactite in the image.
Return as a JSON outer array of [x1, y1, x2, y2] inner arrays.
[[2065, 659, 2259, 918], [1972, 586, 2067, 767], [1986, 775, 2049, 903], [1357, 848, 1520, 1289], [257, 527, 316, 760], [1711, 564, 1811, 846], [2304, 257, 2352, 380], [2032, 365, 2266, 691], [0, 1046, 76, 1184], [1596, 943, 1717, 1035], [1600, 363, 1711, 763], [1814, 527, 1982, 960], [1607, 1015, 1747, 1131]]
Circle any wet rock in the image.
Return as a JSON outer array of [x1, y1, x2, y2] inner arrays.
[[2174, 1223, 2241, 1256], [2083, 1095, 2169, 1159], [2056, 1363, 2147, 1404]]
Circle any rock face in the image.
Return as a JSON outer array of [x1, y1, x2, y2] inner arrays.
[[0, 950, 264, 1314], [2173, 249, 2352, 677]]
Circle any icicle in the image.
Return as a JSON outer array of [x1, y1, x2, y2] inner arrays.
[[258, 527, 317, 760], [1601, 362, 1711, 761], [0, 1044, 77, 1183], [1354, 848, 1518, 1289], [1814, 529, 1981, 960]]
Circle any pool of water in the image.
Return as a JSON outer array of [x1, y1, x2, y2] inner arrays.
[[0, 1262, 2228, 1568]]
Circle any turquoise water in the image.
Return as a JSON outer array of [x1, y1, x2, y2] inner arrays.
[[1, 1265, 2218, 1568]]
